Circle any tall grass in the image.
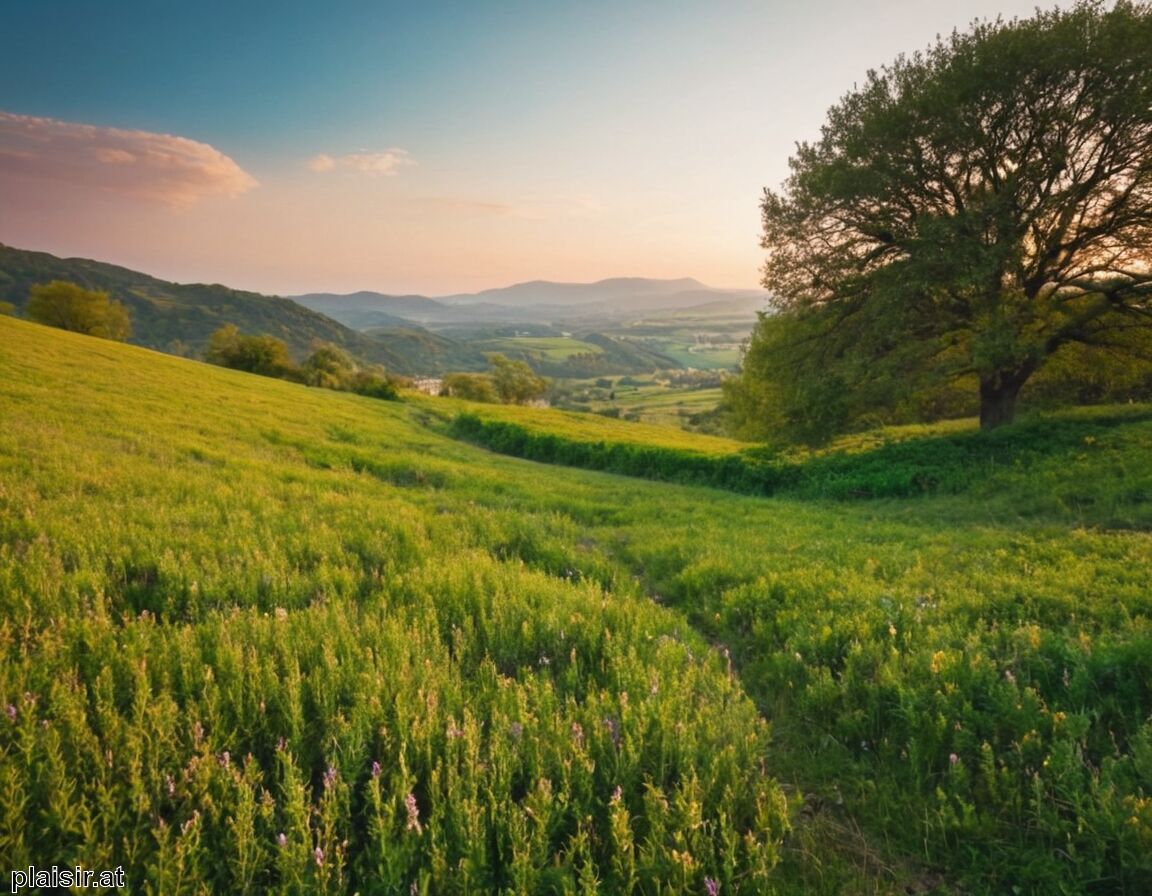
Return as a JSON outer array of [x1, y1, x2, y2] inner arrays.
[[3, 315, 1151, 894], [0, 318, 788, 893]]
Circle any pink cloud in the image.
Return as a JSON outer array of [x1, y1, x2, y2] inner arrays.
[[0, 111, 258, 207], [307, 148, 415, 176]]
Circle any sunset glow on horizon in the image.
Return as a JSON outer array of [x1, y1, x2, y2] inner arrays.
[[1, 0, 1074, 297]]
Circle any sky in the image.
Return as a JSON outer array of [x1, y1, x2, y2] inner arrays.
[[1, 0, 1073, 297]]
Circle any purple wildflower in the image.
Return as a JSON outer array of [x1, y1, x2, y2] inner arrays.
[[323, 766, 338, 789], [705, 877, 719, 896], [277, 832, 287, 848], [571, 722, 584, 746], [604, 717, 621, 751], [405, 792, 422, 833], [180, 811, 200, 836], [949, 753, 959, 766], [371, 760, 382, 779], [5, 704, 16, 721], [314, 846, 324, 867]]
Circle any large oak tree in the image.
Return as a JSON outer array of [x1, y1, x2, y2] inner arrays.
[[756, 0, 1152, 431]]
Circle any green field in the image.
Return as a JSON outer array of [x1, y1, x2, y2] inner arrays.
[[2, 315, 1151, 894], [588, 385, 725, 428], [472, 336, 606, 362]]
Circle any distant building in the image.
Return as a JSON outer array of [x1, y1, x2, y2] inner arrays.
[[411, 377, 443, 395]]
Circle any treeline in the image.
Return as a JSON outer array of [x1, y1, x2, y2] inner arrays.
[[205, 324, 402, 400]]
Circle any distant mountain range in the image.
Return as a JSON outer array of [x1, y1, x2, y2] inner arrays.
[[290, 278, 764, 328], [0, 244, 764, 376]]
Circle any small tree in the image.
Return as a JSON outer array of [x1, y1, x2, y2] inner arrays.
[[441, 372, 499, 403], [302, 342, 356, 389], [26, 281, 131, 341], [752, 0, 1152, 432], [487, 354, 550, 405], [204, 324, 295, 378]]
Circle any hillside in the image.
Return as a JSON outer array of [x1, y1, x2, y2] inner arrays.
[[2, 315, 1150, 894], [0, 243, 416, 370]]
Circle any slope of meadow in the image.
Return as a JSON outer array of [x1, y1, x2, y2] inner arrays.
[[2, 315, 1150, 894]]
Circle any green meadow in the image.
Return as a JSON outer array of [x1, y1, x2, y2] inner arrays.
[[2, 314, 1151, 894], [472, 337, 606, 363]]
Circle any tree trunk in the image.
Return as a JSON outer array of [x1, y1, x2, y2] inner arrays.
[[978, 369, 1031, 430]]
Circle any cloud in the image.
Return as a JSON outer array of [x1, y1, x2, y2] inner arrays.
[[308, 153, 337, 172], [0, 110, 258, 207], [307, 148, 415, 176]]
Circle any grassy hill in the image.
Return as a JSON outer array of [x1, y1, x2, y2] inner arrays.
[[2, 315, 1150, 894], [0, 243, 419, 371]]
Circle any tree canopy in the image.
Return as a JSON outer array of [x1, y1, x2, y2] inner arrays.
[[742, 0, 1152, 437], [26, 280, 132, 341], [204, 324, 296, 379], [441, 354, 551, 405]]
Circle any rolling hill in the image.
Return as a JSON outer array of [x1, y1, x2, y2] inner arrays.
[[2, 314, 1150, 893]]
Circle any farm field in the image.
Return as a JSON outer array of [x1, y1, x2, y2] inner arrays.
[[578, 385, 725, 429], [471, 336, 606, 363], [2, 314, 1151, 894]]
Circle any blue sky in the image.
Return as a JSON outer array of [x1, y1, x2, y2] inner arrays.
[[0, 0, 1070, 295]]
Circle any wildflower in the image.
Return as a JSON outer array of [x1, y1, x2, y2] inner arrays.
[[314, 846, 324, 867], [1004, 669, 1016, 684], [276, 736, 286, 752], [371, 760, 382, 779], [949, 753, 959, 766], [705, 878, 720, 896], [5, 704, 16, 721], [604, 717, 621, 751], [219, 751, 231, 769], [571, 722, 584, 746], [611, 785, 623, 803], [323, 766, 338, 789], [405, 792, 422, 833], [410, 883, 419, 896], [277, 832, 287, 848]]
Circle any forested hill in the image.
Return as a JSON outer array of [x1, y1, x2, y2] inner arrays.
[[0, 243, 415, 369]]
